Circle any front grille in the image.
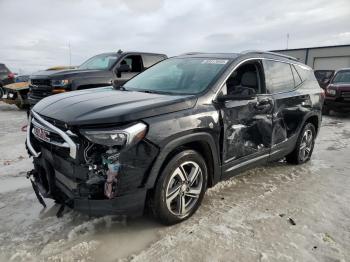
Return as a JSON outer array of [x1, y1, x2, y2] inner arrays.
[[42, 116, 68, 131], [29, 112, 78, 159], [31, 79, 51, 86], [30, 79, 53, 99], [341, 91, 350, 98]]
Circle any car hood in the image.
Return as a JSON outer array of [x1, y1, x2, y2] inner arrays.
[[3, 82, 29, 90], [30, 68, 104, 79], [328, 83, 350, 91], [32, 87, 196, 126]]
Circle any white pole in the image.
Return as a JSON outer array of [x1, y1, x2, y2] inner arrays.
[[68, 42, 72, 66]]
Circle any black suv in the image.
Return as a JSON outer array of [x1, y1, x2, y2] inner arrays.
[[26, 51, 323, 225], [28, 51, 167, 106]]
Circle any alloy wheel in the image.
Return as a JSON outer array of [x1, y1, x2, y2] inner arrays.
[[165, 161, 203, 218], [299, 129, 313, 162]]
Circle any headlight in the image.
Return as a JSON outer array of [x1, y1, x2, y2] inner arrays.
[[51, 79, 70, 87], [80, 122, 147, 147], [326, 89, 336, 96]]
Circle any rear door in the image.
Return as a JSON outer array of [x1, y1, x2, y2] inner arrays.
[[263, 59, 313, 161]]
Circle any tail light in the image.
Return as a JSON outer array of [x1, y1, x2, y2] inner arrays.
[[8, 73, 15, 79]]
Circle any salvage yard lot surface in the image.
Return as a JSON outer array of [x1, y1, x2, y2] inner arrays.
[[0, 101, 349, 262]]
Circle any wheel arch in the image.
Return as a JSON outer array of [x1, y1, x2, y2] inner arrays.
[[302, 112, 321, 136], [145, 132, 221, 190]]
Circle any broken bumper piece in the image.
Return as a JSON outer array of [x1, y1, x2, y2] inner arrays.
[[30, 167, 147, 217]]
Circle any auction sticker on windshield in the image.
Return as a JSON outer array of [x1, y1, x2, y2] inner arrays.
[[201, 59, 228, 64]]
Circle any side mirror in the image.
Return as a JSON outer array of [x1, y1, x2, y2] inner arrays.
[[216, 94, 256, 103], [116, 64, 131, 78], [117, 64, 130, 73]]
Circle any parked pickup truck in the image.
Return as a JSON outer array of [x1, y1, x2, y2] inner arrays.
[[1, 75, 30, 109], [323, 68, 350, 114], [28, 50, 167, 106]]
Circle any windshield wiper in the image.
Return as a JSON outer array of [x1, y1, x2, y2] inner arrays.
[[136, 89, 175, 95]]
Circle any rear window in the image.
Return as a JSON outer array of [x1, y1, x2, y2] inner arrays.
[[295, 64, 313, 82], [142, 55, 166, 68], [263, 60, 295, 93]]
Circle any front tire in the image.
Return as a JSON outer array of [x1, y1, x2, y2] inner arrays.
[[152, 149, 208, 225], [286, 123, 316, 165]]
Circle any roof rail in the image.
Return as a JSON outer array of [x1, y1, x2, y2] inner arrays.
[[241, 50, 299, 62], [180, 52, 204, 56]]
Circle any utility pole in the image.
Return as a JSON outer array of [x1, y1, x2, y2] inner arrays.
[[68, 42, 72, 66], [286, 33, 290, 49]]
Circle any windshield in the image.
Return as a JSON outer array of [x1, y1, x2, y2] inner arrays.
[[79, 53, 119, 70], [332, 70, 350, 84], [123, 57, 230, 95], [15, 75, 29, 82]]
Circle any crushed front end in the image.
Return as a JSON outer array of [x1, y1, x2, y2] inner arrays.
[[26, 111, 159, 216]]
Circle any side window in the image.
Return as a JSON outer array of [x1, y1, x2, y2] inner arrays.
[[142, 55, 166, 69], [291, 65, 302, 87], [263, 60, 295, 93], [295, 64, 313, 82], [225, 60, 265, 96], [119, 55, 143, 73]]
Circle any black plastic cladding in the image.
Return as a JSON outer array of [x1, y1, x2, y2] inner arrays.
[[28, 51, 323, 216]]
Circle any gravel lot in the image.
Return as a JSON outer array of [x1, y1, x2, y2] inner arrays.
[[0, 101, 349, 262]]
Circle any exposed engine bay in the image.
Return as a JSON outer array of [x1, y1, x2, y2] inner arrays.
[[84, 143, 121, 200]]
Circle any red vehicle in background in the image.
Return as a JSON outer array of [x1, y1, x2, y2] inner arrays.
[[323, 68, 350, 115], [0, 63, 15, 97]]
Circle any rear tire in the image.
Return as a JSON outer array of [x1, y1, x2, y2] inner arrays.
[[286, 123, 316, 165], [152, 149, 207, 225]]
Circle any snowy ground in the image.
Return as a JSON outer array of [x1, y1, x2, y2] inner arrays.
[[0, 101, 349, 262]]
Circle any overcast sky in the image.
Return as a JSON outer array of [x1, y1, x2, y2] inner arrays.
[[1, 0, 350, 73]]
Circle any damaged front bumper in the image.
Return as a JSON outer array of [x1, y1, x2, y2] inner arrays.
[[26, 111, 157, 217]]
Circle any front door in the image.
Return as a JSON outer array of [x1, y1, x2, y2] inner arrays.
[[219, 60, 274, 178]]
